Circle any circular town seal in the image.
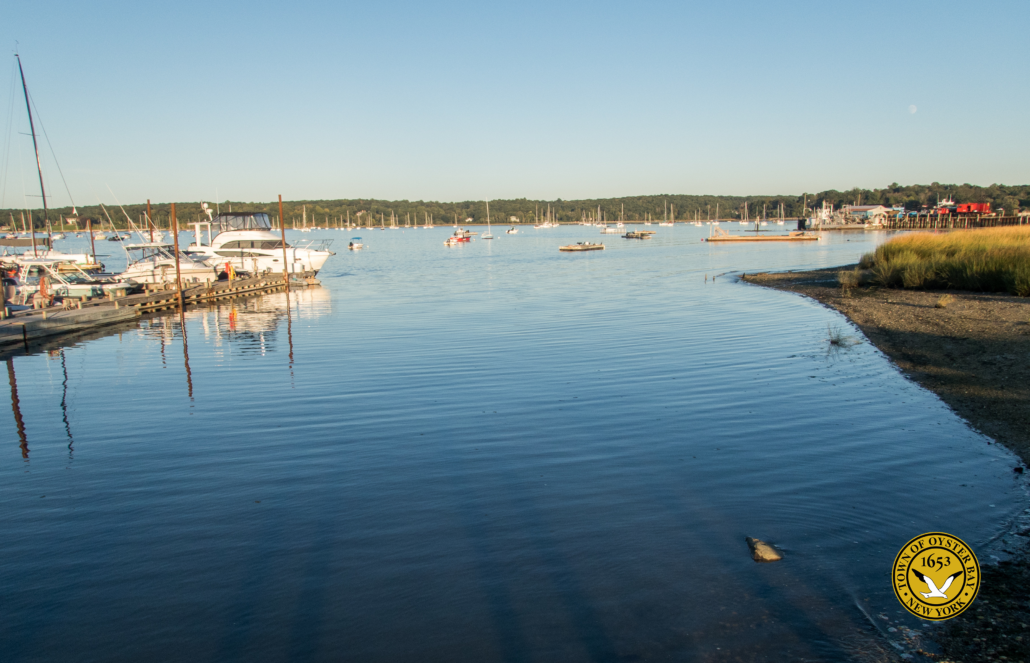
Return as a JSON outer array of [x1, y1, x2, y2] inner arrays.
[[892, 532, 980, 620]]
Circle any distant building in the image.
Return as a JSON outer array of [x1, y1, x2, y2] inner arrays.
[[844, 205, 889, 224], [509, 216, 519, 222]]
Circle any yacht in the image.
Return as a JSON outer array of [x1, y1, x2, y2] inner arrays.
[[187, 212, 334, 275], [119, 243, 219, 285]]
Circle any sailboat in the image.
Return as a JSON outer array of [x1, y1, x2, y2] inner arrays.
[[482, 200, 493, 239], [6, 54, 103, 272]]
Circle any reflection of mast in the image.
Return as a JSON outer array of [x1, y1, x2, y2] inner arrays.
[[160, 318, 167, 368], [286, 292, 295, 386], [179, 310, 193, 400], [60, 350, 74, 455], [6, 358, 28, 458]]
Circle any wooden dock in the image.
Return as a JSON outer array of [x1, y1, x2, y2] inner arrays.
[[0, 272, 319, 347]]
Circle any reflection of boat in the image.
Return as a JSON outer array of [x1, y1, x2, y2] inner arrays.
[[119, 243, 219, 284], [560, 242, 604, 252], [187, 212, 334, 275]]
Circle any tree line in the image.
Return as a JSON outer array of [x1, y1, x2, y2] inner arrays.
[[2, 182, 1027, 230]]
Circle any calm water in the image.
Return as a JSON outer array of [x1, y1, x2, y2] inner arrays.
[[1, 225, 1024, 662]]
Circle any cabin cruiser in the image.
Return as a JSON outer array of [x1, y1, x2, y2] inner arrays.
[[119, 243, 218, 285], [187, 212, 333, 275], [2, 258, 133, 303]]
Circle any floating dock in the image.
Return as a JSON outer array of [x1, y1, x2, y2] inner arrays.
[[560, 243, 605, 251], [0, 272, 318, 347], [704, 229, 819, 243]]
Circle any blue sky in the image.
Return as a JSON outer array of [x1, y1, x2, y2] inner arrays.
[[1, 0, 1027, 207]]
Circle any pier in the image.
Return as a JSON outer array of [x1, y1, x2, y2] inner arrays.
[[0, 272, 319, 347], [880, 214, 1028, 231]]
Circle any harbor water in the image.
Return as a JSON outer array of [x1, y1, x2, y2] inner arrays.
[[0, 225, 1023, 662]]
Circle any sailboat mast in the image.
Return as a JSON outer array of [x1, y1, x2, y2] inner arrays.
[[16, 54, 53, 244]]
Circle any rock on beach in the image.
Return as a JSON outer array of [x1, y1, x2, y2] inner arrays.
[[745, 537, 783, 562]]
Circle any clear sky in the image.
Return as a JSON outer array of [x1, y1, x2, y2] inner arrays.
[[1, 0, 1027, 208]]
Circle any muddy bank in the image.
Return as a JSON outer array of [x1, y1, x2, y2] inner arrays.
[[742, 266, 1030, 663]]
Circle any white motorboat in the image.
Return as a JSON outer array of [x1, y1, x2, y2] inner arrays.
[[4, 258, 132, 303], [506, 227, 518, 234], [119, 243, 218, 285], [187, 212, 334, 275]]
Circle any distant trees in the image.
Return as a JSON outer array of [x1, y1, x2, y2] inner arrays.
[[2, 183, 1027, 230]]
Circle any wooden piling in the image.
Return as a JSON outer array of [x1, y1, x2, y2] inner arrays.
[[170, 203, 184, 309], [279, 194, 290, 293]]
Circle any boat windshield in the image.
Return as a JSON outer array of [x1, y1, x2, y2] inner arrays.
[[212, 213, 272, 233]]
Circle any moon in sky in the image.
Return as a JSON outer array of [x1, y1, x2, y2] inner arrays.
[[909, 105, 918, 114]]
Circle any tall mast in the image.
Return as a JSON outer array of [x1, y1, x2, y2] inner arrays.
[[16, 54, 53, 245]]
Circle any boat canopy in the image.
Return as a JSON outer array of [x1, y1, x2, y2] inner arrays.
[[212, 213, 272, 233]]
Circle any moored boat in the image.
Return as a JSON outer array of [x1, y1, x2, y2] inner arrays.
[[559, 242, 605, 252], [187, 212, 334, 275]]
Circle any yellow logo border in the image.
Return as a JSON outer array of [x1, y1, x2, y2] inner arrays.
[[892, 532, 980, 621]]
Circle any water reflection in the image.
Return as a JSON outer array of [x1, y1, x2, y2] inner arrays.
[[180, 309, 194, 401], [58, 349, 74, 455], [6, 357, 27, 458]]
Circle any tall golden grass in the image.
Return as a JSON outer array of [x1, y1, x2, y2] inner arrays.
[[860, 226, 1030, 296]]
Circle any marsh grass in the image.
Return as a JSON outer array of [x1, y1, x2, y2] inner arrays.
[[837, 268, 861, 296], [860, 226, 1030, 296], [935, 294, 955, 308]]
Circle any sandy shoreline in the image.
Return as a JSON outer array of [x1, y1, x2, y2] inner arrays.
[[741, 266, 1029, 662]]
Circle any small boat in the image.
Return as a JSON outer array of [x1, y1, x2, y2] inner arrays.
[[51, 233, 65, 240], [600, 225, 621, 234], [348, 242, 364, 250], [506, 227, 518, 234], [622, 231, 655, 239], [560, 242, 604, 252], [444, 237, 462, 246]]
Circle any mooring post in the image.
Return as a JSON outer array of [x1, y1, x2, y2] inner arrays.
[[279, 195, 290, 293], [171, 203, 184, 309], [87, 218, 97, 267]]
